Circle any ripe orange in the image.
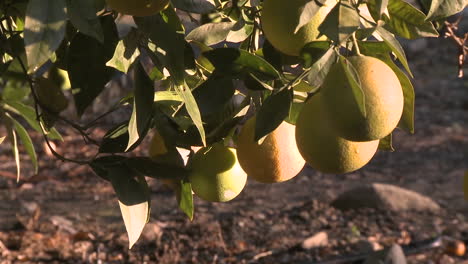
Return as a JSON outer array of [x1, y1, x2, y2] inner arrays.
[[236, 116, 305, 183], [321, 55, 404, 141], [295, 94, 379, 174], [261, 0, 336, 56]]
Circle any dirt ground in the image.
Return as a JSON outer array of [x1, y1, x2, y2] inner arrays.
[[0, 28, 467, 263]]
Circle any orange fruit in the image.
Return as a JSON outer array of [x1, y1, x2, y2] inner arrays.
[[189, 143, 247, 202], [295, 94, 379, 174], [321, 55, 404, 141], [237, 116, 305, 183]]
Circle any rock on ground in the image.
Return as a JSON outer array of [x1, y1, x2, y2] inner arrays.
[[331, 183, 440, 212]]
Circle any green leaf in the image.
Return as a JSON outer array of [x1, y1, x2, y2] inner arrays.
[[375, 0, 389, 20], [171, 0, 216, 14], [243, 74, 273, 91], [108, 166, 150, 249], [7, 114, 38, 174], [381, 0, 439, 39], [4, 101, 62, 140], [1, 79, 30, 101], [203, 48, 281, 81], [106, 38, 140, 73], [126, 61, 154, 151], [422, 0, 466, 21], [286, 101, 305, 125], [68, 16, 118, 116], [134, 14, 186, 85], [124, 157, 189, 180], [339, 55, 367, 117], [179, 179, 194, 221], [300, 41, 330, 68], [186, 22, 235, 46], [89, 155, 127, 181], [174, 82, 206, 146], [319, 0, 360, 44], [24, 0, 67, 71], [294, 0, 329, 33], [6, 125, 20, 182], [99, 122, 132, 153], [191, 74, 235, 117], [255, 88, 292, 141], [374, 26, 413, 77], [306, 47, 338, 89], [65, 0, 103, 42], [226, 12, 254, 43], [378, 133, 394, 151]]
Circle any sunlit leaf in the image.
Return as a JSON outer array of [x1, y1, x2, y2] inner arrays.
[[381, 0, 439, 39], [179, 179, 194, 220], [294, 0, 330, 33], [6, 125, 20, 182], [4, 101, 63, 140], [175, 82, 206, 146], [422, 0, 466, 21], [319, 0, 359, 44], [106, 39, 140, 73], [306, 47, 337, 89], [108, 166, 150, 249], [186, 22, 234, 46], [374, 26, 413, 77], [126, 61, 154, 151], [0, 136, 5, 145], [339, 56, 366, 117], [7, 114, 38, 174], [226, 13, 254, 43], [24, 0, 67, 71], [378, 133, 394, 151]]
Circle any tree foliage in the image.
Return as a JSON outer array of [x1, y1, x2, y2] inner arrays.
[[0, 0, 465, 248]]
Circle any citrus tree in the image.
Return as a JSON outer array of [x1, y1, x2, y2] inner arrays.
[[0, 0, 465, 248]]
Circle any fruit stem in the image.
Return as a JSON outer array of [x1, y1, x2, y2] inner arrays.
[[352, 32, 362, 56]]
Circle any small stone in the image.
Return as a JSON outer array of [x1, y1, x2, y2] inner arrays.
[[301, 231, 328, 250]]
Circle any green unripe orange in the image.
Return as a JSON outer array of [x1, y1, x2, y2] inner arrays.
[[237, 117, 305, 183], [35, 77, 68, 113], [189, 143, 247, 202], [106, 0, 169, 17], [261, 0, 336, 56], [295, 94, 379, 174], [321, 56, 404, 141]]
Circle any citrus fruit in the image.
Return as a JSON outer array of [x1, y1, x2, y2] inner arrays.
[[261, 0, 336, 56], [295, 94, 379, 174], [106, 0, 169, 17], [35, 76, 68, 113], [321, 55, 404, 141], [189, 143, 247, 202], [236, 116, 305, 183]]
